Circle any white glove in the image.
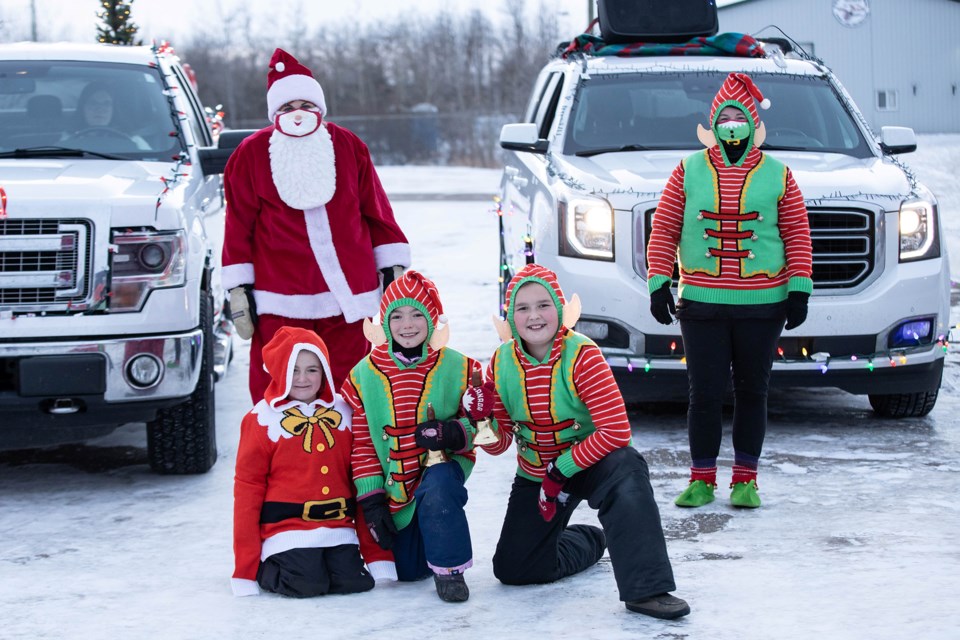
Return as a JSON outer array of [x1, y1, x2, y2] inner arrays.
[[229, 286, 257, 340]]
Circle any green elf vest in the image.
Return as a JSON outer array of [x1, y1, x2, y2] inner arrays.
[[677, 149, 788, 298], [494, 330, 631, 481], [351, 348, 475, 530]]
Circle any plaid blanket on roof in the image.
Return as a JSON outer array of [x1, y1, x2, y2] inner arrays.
[[560, 32, 765, 59]]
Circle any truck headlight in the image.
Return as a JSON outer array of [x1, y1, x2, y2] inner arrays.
[[109, 229, 187, 312], [559, 195, 614, 261], [899, 198, 939, 262]]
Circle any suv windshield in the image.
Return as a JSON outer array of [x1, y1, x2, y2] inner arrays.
[[0, 60, 183, 161], [565, 71, 871, 158]]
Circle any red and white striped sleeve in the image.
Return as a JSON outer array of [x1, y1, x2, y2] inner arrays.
[[341, 378, 384, 483], [567, 344, 632, 470], [646, 161, 687, 284], [778, 168, 813, 280]]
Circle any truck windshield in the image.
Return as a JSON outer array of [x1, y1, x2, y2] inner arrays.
[[0, 60, 183, 161], [565, 71, 872, 158]]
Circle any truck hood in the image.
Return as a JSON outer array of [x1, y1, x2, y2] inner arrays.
[[559, 150, 913, 211], [0, 158, 184, 227]]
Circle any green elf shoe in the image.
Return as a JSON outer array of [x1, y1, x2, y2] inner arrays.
[[730, 480, 761, 508], [674, 480, 715, 507]]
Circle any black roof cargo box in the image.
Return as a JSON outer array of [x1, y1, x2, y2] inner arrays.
[[597, 0, 719, 44]]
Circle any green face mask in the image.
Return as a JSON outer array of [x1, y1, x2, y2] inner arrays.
[[715, 120, 751, 145]]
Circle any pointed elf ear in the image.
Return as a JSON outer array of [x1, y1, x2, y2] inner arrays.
[[562, 293, 581, 330], [753, 121, 766, 148], [429, 322, 450, 350], [697, 123, 716, 148], [363, 315, 386, 346], [493, 315, 513, 343]]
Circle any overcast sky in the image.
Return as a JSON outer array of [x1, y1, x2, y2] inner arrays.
[[1, 0, 598, 43]]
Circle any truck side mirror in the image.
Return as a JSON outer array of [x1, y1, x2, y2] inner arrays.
[[198, 129, 258, 175], [500, 123, 548, 154], [879, 126, 917, 155]]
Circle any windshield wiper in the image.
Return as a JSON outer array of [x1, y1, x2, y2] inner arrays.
[[0, 146, 126, 160], [576, 144, 654, 157]]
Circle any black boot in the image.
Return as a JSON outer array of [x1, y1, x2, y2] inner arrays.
[[434, 573, 469, 603], [625, 593, 690, 620]]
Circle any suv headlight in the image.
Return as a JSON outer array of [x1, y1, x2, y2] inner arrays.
[[559, 194, 614, 261], [899, 198, 940, 262], [109, 229, 187, 312]]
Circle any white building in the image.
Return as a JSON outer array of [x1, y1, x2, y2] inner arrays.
[[718, 0, 960, 133]]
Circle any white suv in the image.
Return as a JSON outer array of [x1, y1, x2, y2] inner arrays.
[[497, 40, 950, 417]]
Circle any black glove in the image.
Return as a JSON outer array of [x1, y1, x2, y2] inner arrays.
[[649, 281, 676, 325], [228, 285, 258, 340], [414, 419, 466, 452], [784, 291, 810, 330], [381, 266, 403, 289], [358, 493, 397, 550]]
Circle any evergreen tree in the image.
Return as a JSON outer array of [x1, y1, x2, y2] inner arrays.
[[96, 0, 143, 45]]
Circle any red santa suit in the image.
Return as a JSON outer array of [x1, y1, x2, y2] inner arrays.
[[232, 326, 397, 597], [222, 48, 410, 400]]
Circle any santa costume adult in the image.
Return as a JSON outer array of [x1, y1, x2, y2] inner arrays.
[[222, 48, 410, 401], [232, 326, 396, 597]]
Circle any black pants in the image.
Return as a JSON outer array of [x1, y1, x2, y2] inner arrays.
[[492, 448, 677, 602], [256, 544, 375, 598], [679, 313, 785, 461]]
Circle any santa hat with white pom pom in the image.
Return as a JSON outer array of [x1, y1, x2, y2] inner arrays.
[[709, 72, 770, 127], [266, 48, 327, 121]]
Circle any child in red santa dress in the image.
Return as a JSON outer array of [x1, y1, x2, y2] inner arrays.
[[342, 270, 485, 603], [232, 326, 397, 597], [222, 48, 410, 402]]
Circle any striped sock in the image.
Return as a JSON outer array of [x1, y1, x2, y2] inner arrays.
[[731, 451, 759, 487], [689, 459, 717, 487]]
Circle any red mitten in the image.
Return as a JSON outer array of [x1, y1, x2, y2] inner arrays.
[[538, 462, 569, 522], [461, 380, 495, 422]]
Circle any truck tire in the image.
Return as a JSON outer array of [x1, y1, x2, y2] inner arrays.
[[147, 294, 217, 474], [868, 388, 939, 418]]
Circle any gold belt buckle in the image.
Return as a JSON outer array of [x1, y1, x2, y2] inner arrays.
[[301, 497, 347, 522]]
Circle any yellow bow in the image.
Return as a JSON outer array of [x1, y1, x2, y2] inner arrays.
[[280, 406, 342, 453]]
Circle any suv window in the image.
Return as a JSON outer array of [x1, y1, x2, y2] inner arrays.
[[565, 72, 871, 158], [532, 72, 564, 139], [0, 60, 183, 160]]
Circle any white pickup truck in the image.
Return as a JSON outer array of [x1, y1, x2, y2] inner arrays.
[[497, 37, 950, 417], [0, 42, 242, 472]]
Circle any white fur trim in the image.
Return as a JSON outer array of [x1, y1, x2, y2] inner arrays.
[[254, 396, 353, 442], [373, 242, 412, 270], [253, 289, 342, 319], [261, 528, 360, 561], [304, 205, 384, 323], [269, 124, 336, 209], [222, 263, 254, 289], [231, 578, 261, 597], [367, 561, 398, 582], [267, 74, 327, 120]]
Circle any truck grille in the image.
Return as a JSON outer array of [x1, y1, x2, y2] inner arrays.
[[640, 207, 876, 290], [0, 219, 93, 311]]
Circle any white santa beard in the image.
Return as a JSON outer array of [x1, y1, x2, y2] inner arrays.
[[269, 123, 336, 209]]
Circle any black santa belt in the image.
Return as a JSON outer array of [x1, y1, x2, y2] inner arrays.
[[260, 497, 356, 524]]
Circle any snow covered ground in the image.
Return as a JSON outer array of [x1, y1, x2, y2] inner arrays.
[[1, 135, 958, 640]]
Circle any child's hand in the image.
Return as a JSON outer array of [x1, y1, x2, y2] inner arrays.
[[414, 419, 466, 452], [538, 462, 570, 522], [461, 380, 495, 422], [358, 493, 397, 550]]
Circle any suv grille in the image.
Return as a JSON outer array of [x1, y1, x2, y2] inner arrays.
[[640, 207, 875, 290], [0, 219, 93, 311]]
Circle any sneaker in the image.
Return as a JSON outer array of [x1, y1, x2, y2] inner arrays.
[[674, 480, 715, 507], [730, 479, 761, 508], [625, 593, 691, 620], [434, 573, 469, 603]]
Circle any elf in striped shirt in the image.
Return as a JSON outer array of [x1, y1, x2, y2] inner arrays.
[[646, 72, 813, 509], [472, 264, 689, 620], [343, 270, 482, 603]]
